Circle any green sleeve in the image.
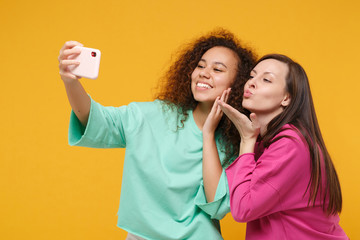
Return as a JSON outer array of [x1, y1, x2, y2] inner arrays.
[[68, 97, 133, 148], [194, 169, 230, 220]]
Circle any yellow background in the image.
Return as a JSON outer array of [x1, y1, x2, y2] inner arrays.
[[1, 0, 359, 239]]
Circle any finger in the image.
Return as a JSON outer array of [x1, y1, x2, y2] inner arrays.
[[216, 89, 229, 115], [218, 100, 238, 120], [218, 100, 236, 113], [59, 59, 80, 71], [221, 88, 231, 104], [215, 98, 223, 116], [208, 96, 220, 117], [220, 89, 227, 102], [249, 113, 260, 129], [59, 41, 80, 58], [58, 47, 82, 62], [214, 96, 223, 116], [61, 41, 83, 51], [59, 41, 83, 60], [215, 94, 222, 111], [218, 100, 249, 125], [59, 71, 80, 80], [225, 88, 231, 103]]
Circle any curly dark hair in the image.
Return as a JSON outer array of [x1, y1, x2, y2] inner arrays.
[[155, 28, 257, 165]]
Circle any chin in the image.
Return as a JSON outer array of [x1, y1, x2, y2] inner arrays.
[[242, 102, 251, 111], [242, 105, 257, 113], [194, 94, 214, 103]]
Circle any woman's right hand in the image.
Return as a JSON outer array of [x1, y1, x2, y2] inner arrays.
[[58, 41, 91, 126], [217, 100, 260, 154], [58, 41, 83, 83]]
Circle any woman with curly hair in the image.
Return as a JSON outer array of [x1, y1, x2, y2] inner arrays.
[[58, 29, 255, 240]]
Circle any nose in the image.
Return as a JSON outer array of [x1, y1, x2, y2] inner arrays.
[[247, 77, 256, 88], [199, 67, 210, 78]]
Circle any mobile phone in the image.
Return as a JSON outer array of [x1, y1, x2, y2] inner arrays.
[[69, 46, 101, 79]]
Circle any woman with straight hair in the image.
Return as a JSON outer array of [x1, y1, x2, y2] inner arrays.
[[204, 54, 348, 239]]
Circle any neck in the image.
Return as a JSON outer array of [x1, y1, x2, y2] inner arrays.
[[193, 102, 212, 131], [254, 109, 284, 136]]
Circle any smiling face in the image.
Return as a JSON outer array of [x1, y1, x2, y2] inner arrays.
[[191, 46, 239, 107], [242, 59, 291, 118]]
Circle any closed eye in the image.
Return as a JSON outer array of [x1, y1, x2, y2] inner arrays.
[[197, 59, 206, 69]]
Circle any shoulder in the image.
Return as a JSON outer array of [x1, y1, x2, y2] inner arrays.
[[256, 125, 311, 175], [126, 100, 184, 127], [274, 124, 305, 143], [127, 100, 160, 109], [128, 100, 178, 112], [121, 100, 165, 116], [267, 124, 308, 156]]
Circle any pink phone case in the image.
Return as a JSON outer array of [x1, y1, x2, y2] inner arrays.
[[69, 46, 101, 79]]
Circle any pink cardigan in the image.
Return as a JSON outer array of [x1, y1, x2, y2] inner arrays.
[[225, 125, 348, 240]]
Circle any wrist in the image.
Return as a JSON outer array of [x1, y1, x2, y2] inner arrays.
[[202, 129, 215, 138], [62, 77, 80, 86], [239, 138, 256, 155], [61, 73, 80, 83]]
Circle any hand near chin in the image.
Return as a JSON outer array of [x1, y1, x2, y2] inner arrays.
[[217, 100, 260, 147], [202, 88, 231, 136]]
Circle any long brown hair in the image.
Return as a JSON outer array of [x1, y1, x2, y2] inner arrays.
[[257, 54, 342, 215], [155, 28, 256, 165]]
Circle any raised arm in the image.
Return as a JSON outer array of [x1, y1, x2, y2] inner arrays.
[[202, 89, 230, 202], [58, 41, 91, 126]]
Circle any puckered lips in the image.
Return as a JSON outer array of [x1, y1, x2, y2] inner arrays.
[[243, 89, 253, 98]]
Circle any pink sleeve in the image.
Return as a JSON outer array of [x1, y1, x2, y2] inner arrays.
[[225, 131, 310, 222]]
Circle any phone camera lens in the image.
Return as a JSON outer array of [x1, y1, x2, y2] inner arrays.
[[91, 52, 96, 57]]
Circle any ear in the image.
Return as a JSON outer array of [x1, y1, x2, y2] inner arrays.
[[281, 93, 291, 107]]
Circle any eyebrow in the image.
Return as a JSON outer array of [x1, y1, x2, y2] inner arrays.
[[264, 71, 276, 77], [251, 69, 276, 77], [200, 59, 227, 69]]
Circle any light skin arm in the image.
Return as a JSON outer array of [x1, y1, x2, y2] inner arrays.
[[217, 100, 260, 155], [58, 41, 91, 126], [202, 89, 230, 202]]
